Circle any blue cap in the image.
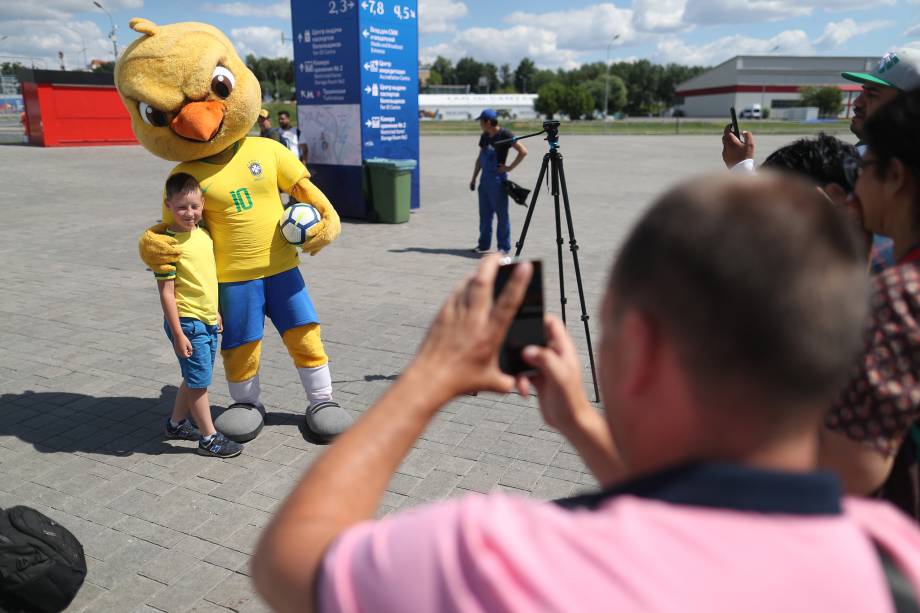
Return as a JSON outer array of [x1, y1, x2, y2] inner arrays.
[[477, 108, 497, 121]]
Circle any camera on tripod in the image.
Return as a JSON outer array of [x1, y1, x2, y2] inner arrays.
[[543, 120, 560, 140]]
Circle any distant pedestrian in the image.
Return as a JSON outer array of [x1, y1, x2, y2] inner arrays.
[[257, 109, 286, 146], [469, 108, 527, 255], [277, 111, 303, 206], [277, 111, 300, 157], [19, 110, 28, 143]]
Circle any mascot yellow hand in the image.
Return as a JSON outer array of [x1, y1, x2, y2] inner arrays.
[[290, 178, 341, 256], [138, 222, 182, 274]]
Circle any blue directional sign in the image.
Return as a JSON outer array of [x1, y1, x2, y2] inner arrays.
[[291, 0, 419, 218]]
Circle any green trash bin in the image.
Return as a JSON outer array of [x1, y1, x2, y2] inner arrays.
[[365, 158, 417, 223]]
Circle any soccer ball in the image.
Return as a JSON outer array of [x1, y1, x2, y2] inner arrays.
[[280, 204, 321, 245]]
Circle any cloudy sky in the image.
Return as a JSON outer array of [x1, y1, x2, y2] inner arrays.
[[0, 0, 915, 72]]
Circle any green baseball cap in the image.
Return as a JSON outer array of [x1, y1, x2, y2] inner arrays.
[[842, 48, 920, 92]]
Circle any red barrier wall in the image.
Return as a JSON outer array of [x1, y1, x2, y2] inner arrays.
[[17, 69, 137, 148]]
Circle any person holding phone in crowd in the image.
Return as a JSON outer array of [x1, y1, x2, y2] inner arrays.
[[821, 91, 920, 519], [721, 49, 920, 272]]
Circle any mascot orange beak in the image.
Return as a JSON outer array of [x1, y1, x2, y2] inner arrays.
[[170, 101, 225, 141]]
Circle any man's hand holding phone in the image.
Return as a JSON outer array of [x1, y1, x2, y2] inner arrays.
[[494, 259, 545, 377], [517, 314, 592, 431], [722, 125, 756, 169], [495, 260, 594, 434], [411, 255, 534, 400], [722, 107, 755, 169]]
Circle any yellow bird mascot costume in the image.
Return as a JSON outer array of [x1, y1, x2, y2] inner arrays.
[[116, 18, 352, 442]]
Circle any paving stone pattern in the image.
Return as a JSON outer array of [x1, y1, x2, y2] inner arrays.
[[0, 134, 812, 611]]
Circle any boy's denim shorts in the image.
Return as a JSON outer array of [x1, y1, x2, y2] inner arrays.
[[164, 318, 219, 389]]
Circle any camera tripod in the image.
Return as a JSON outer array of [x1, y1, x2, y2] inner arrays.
[[496, 121, 599, 401]]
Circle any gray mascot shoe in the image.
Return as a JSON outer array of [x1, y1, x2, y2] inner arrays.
[[304, 401, 352, 444], [214, 402, 265, 443]]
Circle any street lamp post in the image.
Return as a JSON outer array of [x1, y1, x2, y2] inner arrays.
[[761, 44, 781, 117], [603, 34, 621, 123], [93, 1, 118, 59], [79, 35, 89, 70], [70, 28, 89, 70]]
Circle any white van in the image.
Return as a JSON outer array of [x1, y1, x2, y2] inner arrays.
[[740, 104, 762, 119]]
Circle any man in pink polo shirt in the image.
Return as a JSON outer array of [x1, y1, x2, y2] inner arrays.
[[252, 173, 920, 613]]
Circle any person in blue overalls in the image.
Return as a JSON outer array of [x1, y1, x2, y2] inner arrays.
[[469, 109, 527, 254]]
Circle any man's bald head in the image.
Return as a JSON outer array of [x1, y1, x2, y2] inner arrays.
[[609, 172, 869, 411]]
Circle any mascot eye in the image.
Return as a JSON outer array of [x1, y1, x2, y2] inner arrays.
[[211, 66, 235, 99], [138, 102, 169, 127]]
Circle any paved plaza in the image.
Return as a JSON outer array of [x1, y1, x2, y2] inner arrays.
[[0, 133, 826, 612]]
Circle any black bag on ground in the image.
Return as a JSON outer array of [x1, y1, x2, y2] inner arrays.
[[0, 506, 86, 612]]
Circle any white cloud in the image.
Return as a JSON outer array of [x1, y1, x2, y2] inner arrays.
[[422, 25, 582, 69], [655, 29, 813, 65], [815, 18, 892, 49], [638, 0, 899, 29], [421, 0, 901, 72], [0, 19, 116, 68], [683, 0, 809, 24], [810, 0, 895, 9], [632, 0, 688, 31], [0, 1, 142, 21], [0, 1, 143, 68], [421, 3, 635, 68], [504, 4, 635, 50], [904, 23, 920, 37], [202, 2, 290, 19], [230, 26, 292, 59], [419, 0, 468, 34]]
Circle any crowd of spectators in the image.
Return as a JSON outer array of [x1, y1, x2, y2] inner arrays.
[[246, 49, 920, 612]]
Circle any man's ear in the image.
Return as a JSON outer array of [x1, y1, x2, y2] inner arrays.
[[885, 158, 910, 198], [618, 309, 660, 396]]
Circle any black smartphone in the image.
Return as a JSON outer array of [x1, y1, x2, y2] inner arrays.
[[493, 259, 545, 375], [730, 106, 743, 142]]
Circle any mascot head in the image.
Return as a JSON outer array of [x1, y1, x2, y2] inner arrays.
[[115, 18, 261, 162]]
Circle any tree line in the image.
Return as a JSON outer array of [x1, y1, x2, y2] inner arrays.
[[428, 56, 708, 117], [4, 54, 719, 119]]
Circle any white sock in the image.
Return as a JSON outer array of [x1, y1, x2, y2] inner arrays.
[[169, 418, 183, 429], [298, 364, 333, 405], [228, 375, 261, 406]]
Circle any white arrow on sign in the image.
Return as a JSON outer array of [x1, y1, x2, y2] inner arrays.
[[362, 29, 369, 38], [365, 86, 371, 93], [297, 33, 303, 42], [365, 119, 373, 127], [361, 1, 368, 8]]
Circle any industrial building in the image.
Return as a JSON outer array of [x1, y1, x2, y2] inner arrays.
[[418, 93, 539, 121], [675, 55, 878, 118]]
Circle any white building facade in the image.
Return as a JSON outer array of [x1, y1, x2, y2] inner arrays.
[[418, 93, 539, 121], [675, 55, 878, 118]]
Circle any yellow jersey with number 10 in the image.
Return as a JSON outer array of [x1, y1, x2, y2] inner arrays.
[[163, 137, 308, 283]]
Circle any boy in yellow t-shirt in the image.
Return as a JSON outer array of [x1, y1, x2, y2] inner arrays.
[[157, 173, 242, 458]]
